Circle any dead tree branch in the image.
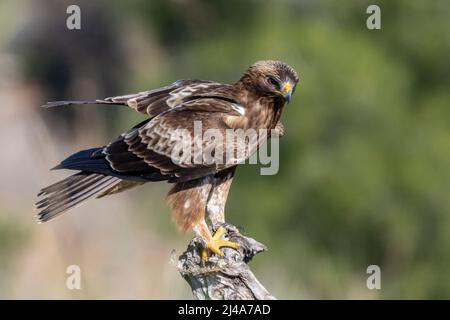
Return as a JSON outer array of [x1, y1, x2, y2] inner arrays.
[[174, 224, 276, 300]]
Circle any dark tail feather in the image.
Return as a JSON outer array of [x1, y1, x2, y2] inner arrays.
[[53, 147, 116, 176], [36, 173, 105, 209], [37, 173, 88, 197], [53, 147, 152, 182], [36, 173, 120, 222], [41, 100, 115, 108]]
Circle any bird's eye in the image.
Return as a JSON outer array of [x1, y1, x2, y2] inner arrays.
[[267, 77, 280, 88]]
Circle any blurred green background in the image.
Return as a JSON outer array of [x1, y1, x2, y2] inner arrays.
[[0, 0, 449, 299]]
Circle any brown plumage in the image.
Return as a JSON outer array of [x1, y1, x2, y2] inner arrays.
[[36, 60, 299, 258]]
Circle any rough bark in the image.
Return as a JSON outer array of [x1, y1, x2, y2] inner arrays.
[[174, 224, 276, 300]]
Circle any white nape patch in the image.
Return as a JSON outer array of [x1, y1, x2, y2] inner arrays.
[[231, 103, 245, 116], [184, 200, 191, 209]]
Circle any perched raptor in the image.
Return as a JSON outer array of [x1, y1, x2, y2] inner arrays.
[[35, 60, 299, 259]]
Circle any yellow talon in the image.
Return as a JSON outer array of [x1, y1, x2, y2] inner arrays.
[[201, 227, 240, 261], [212, 226, 226, 240]]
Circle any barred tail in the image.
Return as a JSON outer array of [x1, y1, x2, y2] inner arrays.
[[35, 172, 120, 222]]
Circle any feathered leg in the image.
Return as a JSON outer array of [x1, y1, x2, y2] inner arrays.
[[167, 173, 239, 260], [206, 167, 236, 227]]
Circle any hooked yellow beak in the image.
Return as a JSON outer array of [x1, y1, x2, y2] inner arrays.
[[280, 82, 294, 103]]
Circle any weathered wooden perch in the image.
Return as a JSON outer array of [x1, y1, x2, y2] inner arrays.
[[174, 224, 276, 300]]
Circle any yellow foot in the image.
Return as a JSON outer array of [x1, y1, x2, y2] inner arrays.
[[201, 227, 240, 261]]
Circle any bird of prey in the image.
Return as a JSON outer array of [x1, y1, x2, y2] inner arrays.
[[36, 60, 299, 259]]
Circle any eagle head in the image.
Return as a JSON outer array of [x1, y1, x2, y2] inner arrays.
[[241, 60, 299, 103]]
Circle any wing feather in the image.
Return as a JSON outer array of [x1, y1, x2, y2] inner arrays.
[[42, 80, 234, 117], [102, 97, 251, 182]]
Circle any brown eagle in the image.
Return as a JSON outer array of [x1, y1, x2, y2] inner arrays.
[[36, 60, 299, 259]]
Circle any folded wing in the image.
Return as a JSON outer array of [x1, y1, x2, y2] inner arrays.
[[42, 80, 235, 117]]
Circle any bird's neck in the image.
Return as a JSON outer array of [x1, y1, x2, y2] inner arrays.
[[233, 80, 284, 130]]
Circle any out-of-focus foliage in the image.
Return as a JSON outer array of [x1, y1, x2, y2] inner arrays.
[[1, 0, 449, 299]]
